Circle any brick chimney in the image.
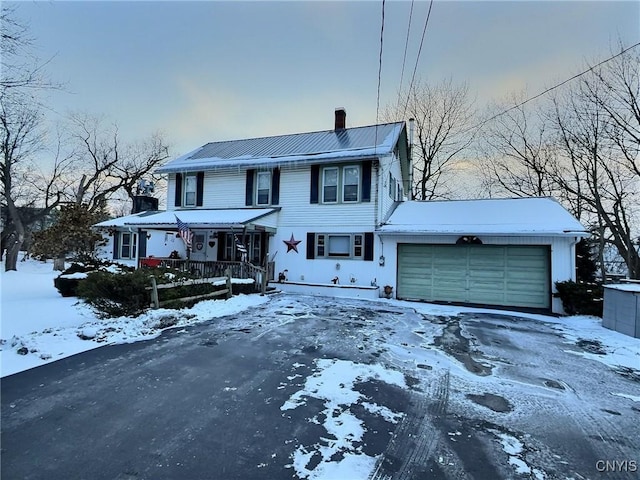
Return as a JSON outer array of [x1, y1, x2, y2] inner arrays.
[[334, 108, 346, 130]]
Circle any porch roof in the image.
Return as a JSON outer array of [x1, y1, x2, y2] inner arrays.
[[95, 208, 279, 230]]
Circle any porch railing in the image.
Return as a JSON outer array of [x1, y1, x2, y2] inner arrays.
[[138, 258, 268, 293]]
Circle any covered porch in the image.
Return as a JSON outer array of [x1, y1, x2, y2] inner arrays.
[[95, 208, 279, 286]]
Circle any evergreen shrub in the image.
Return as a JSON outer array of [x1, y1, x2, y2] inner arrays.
[[54, 261, 133, 297], [554, 280, 604, 317], [76, 267, 233, 318]]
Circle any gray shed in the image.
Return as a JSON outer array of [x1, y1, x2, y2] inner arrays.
[[602, 284, 640, 338]]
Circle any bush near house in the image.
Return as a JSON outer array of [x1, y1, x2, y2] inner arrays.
[[554, 280, 604, 317], [54, 261, 133, 297], [76, 267, 250, 318]]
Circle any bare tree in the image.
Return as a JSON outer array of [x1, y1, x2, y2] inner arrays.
[[0, 5, 51, 91], [384, 78, 476, 200], [65, 113, 170, 213], [548, 46, 640, 279], [0, 7, 66, 270], [480, 97, 558, 195]]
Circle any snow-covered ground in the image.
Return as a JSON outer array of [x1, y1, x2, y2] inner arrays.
[[2, 257, 638, 379], [2, 257, 639, 480], [0, 257, 268, 377]]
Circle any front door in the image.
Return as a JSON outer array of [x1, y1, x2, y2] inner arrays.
[[190, 232, 207, 262]]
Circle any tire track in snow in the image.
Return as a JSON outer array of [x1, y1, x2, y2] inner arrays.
[[370, 370, 450, 480]]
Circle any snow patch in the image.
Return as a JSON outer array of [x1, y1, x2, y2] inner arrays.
[[282, 359, 406, 480], [1, 257, 270, 377], [611, 392, 640, 402]]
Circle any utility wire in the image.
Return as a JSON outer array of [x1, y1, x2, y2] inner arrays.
[[375, 0, 386, 127], [474, 41, 640, 131], [375, 0, 386, 151], [397, 0, 415, 110], [402, 0, 434, 120]]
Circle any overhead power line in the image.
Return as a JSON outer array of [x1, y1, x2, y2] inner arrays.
[[397, 0, 415, 109], [375, 0, 386, 127], [375, 0, 386, 152], [402, 0, 434, 120], [476, 41, 640, 129]]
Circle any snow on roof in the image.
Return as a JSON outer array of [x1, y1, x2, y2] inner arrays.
[[155, 122, 405, 174], [95, 208, 278, 229], [379, 197, 587, 237], [605, 283, 640, 293], [94, 211, 158, 228]]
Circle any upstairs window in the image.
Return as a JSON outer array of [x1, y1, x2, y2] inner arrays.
[[256, 171, 272, 206], [184, 174, 197, 207], [343, 166, 360, 202], [311, 161, 370, 204], [175, 172, 204, 207], [322, 167, 338, 203], [246, 168, 280, 206]]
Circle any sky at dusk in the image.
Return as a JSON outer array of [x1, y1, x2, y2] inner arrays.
[[11, 0, 640, 158]]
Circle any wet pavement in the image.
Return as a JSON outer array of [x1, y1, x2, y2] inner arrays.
[[2, 294, 639, 479]]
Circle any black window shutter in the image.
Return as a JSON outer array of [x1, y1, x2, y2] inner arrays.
[[245, 169, 255, 206], [271, 168, 280, 205], [310, 165, 319, 204], [364, 232, 374, 261], [138, 231, 147, 258], [196, 172, 204, 206], [306, 232, 315, 259], [113, 232, 120, 260], [174, 173, 183, 207], [217, 232, 226, 261], [362, 161, 372, 202]]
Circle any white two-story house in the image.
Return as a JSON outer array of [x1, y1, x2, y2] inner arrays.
[[96, 108, 587, 313]]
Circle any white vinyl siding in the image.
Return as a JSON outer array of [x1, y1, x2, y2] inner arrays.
[[167, 164, 377, 227]]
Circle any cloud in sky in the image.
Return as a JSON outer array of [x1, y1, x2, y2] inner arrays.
[[12, 0, 640, 158]]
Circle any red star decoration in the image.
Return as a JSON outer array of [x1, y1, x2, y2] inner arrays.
[[283, 234, 302, 253]]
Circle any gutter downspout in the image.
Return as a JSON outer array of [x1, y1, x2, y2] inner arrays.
[[408, 118, 415, 200]]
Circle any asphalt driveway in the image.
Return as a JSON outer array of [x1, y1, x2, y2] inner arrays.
[[2, 294, 639, 479]]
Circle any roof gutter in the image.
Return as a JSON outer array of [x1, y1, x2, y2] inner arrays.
[[155, 153, 385, 174], [376, 230, 589, 237]]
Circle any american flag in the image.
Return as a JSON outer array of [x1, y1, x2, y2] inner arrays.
[[234, 234, 247, 254], [175, 215, 193, 249]]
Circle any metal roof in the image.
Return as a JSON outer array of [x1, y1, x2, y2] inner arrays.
[[156, 122, 406, 173], [95, 209, 278, 229], [378, 198, 588, 237]]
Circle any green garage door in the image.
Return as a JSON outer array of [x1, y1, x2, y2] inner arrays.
[[397, 244, 550, 309]]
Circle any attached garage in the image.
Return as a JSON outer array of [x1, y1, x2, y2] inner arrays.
[[377, 198, 588, 314], [397, 244, 550, 309]]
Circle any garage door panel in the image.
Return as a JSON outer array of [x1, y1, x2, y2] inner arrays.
[[397, 243, 550, 309]]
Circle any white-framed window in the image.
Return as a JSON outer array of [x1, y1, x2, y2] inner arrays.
[[322, 165, 361, 204], [184, 174, 197, 207], [322, 167, 339, 203], [256, 171, 271, 206], [120, 232, 138, 259], [315, 233, 364, 259], [342, 166, 360, 202]]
